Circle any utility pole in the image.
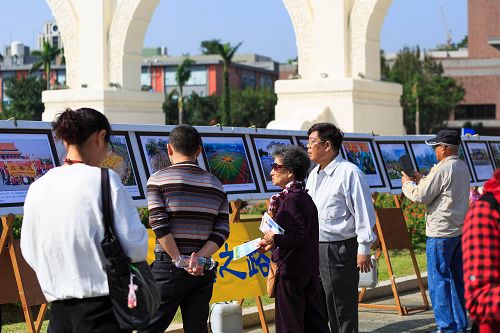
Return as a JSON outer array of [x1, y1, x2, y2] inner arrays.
[[413, 82, 420, 134]]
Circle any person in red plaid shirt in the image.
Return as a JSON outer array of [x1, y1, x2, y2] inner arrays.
[[463, 169, 500, 333]]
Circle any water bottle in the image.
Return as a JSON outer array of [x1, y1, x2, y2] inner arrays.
[[174, 255, 218, 271]]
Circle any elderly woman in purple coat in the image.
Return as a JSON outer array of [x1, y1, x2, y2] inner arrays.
[[259, 145, 330, 333]]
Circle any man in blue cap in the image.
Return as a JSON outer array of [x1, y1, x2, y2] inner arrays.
[[401, 129, 469, 333]]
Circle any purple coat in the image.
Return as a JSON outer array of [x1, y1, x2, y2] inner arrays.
[[272, 191, 320, 277]]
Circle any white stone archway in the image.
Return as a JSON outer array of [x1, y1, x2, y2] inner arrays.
[[42, 0, 164, 124], [268, 0, 404, 135], [42, 0, 404, 134]]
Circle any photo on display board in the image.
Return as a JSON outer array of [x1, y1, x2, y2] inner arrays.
[[201, 135, 259, 194], [377, 142, 411, 189], [488, 142, 500, 169], [408, 142, 438, 175], [341, 140, 385, 188], [465, 141, 495, 182], [458, 143, 475, 183], [100, 133, 144, 199], [136, 133, 206, 178], [0, 131, 59, 207], [251, 136, 294, 192], [137, 134, 171, 177]]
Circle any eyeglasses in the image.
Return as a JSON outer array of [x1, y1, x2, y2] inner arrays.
[[271, 162, 285, 171], [306, 140, 325, 148]]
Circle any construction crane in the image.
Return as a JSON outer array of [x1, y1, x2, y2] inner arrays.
[[440, 6, 453, 50]]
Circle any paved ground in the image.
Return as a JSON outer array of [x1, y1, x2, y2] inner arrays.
[[244, 289, 471, 333]]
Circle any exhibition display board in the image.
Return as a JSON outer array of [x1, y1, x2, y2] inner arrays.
[[0, 120, 494, 215]]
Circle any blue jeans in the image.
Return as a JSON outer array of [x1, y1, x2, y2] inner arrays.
[[427, 236, 467, 332]]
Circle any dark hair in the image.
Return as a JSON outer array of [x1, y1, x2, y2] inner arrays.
[[272, 145, 310, 181], [307, 122, 343, 152], [169, 125, 201, 156], [52, 108, 111, 145]]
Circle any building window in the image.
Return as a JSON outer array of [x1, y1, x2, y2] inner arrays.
[[1, 72, 15, 105], [56, 69, 66, 86], [165, 66, 207, 88], [241, 71, 256, 89], [454, 104, 496, 120], [259, 75, 274, 89], [141, 67, 151, 89]]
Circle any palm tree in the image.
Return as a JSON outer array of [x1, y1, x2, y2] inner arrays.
[[175, 57, 196, 124], [30, 39, 62, 90], [201, 39, 243, 125]]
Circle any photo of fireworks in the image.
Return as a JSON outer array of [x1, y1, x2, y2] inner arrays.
[[201, 136, 257, 193]]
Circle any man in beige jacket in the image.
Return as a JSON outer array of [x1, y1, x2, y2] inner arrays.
[[401, 129, 469, 333]]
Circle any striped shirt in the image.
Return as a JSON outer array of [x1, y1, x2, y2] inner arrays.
[[147, 161, 230, 254]]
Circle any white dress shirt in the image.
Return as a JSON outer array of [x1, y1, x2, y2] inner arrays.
[[21, 164, 148, 302], [306, 154, 377, 255]]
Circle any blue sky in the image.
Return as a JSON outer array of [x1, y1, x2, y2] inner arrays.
[[0, 0, 467, 62]]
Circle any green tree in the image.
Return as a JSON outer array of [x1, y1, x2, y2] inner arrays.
[[387, 47, 465, 134], [2, 76, 45, 120], [457, 35, 468, 49], [230, 89, 277, 127], [200, 39, 243, 125], [175, 56, 196, 124], [30, 39, 62, 90], [163, 91, 179, 125]]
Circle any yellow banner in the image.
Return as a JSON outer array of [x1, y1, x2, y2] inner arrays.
[[147, 221, 269, 302], [5, 163, 36, 177]]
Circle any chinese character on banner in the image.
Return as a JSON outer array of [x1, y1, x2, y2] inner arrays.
[[218, 243, 247, 280], [246, 251, 270, 278]]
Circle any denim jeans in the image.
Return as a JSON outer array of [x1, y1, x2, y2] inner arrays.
[[427, 236, 467, 332]]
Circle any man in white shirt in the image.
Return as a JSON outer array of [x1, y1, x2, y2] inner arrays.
[[306, 123, 376, 333]]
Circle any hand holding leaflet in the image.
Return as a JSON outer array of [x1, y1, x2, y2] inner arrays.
[[260, 212, 284, 235], [233, 238, 261, 260]]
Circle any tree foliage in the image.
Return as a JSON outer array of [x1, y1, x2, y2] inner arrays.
[[200, 39, 243, 126], [175, 56, 196, 124], [30, 39, 62, 90], [163, 89, 276, 127], [2, 76, 45, 121], [386, 47, 465, 134]]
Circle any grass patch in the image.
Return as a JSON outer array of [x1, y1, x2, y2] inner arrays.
[[377, 249, 427, 281]]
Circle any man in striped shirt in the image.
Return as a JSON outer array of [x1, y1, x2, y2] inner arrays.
[[139, 125, 229, 333]]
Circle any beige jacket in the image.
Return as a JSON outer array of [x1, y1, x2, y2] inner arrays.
[[402, 155, 470, 238]]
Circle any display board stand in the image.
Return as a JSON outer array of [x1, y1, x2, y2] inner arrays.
[[0, 214, 47, 332], [229, 200, 270, 333], [358, 194, 429, 315]]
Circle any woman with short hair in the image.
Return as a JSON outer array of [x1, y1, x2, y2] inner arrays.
[[260, 145, 330, 333], [21, 108, 148, 333]]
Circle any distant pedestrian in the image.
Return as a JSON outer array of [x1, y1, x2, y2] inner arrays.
[[401, 129, 469, 333]]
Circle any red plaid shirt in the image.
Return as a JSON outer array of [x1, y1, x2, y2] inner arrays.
[[463, 172, 500, 332]]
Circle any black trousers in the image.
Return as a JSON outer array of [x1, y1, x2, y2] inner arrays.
[[48, 296, 129, 333], [138, 259, 215, 333], [275, 274, 331, 333], [319, 237, 359, 333]]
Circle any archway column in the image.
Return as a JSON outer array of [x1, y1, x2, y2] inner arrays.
[[271, 0, 405, 134], [268, 78, 403, 135], [42, 0, 164, 124]]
